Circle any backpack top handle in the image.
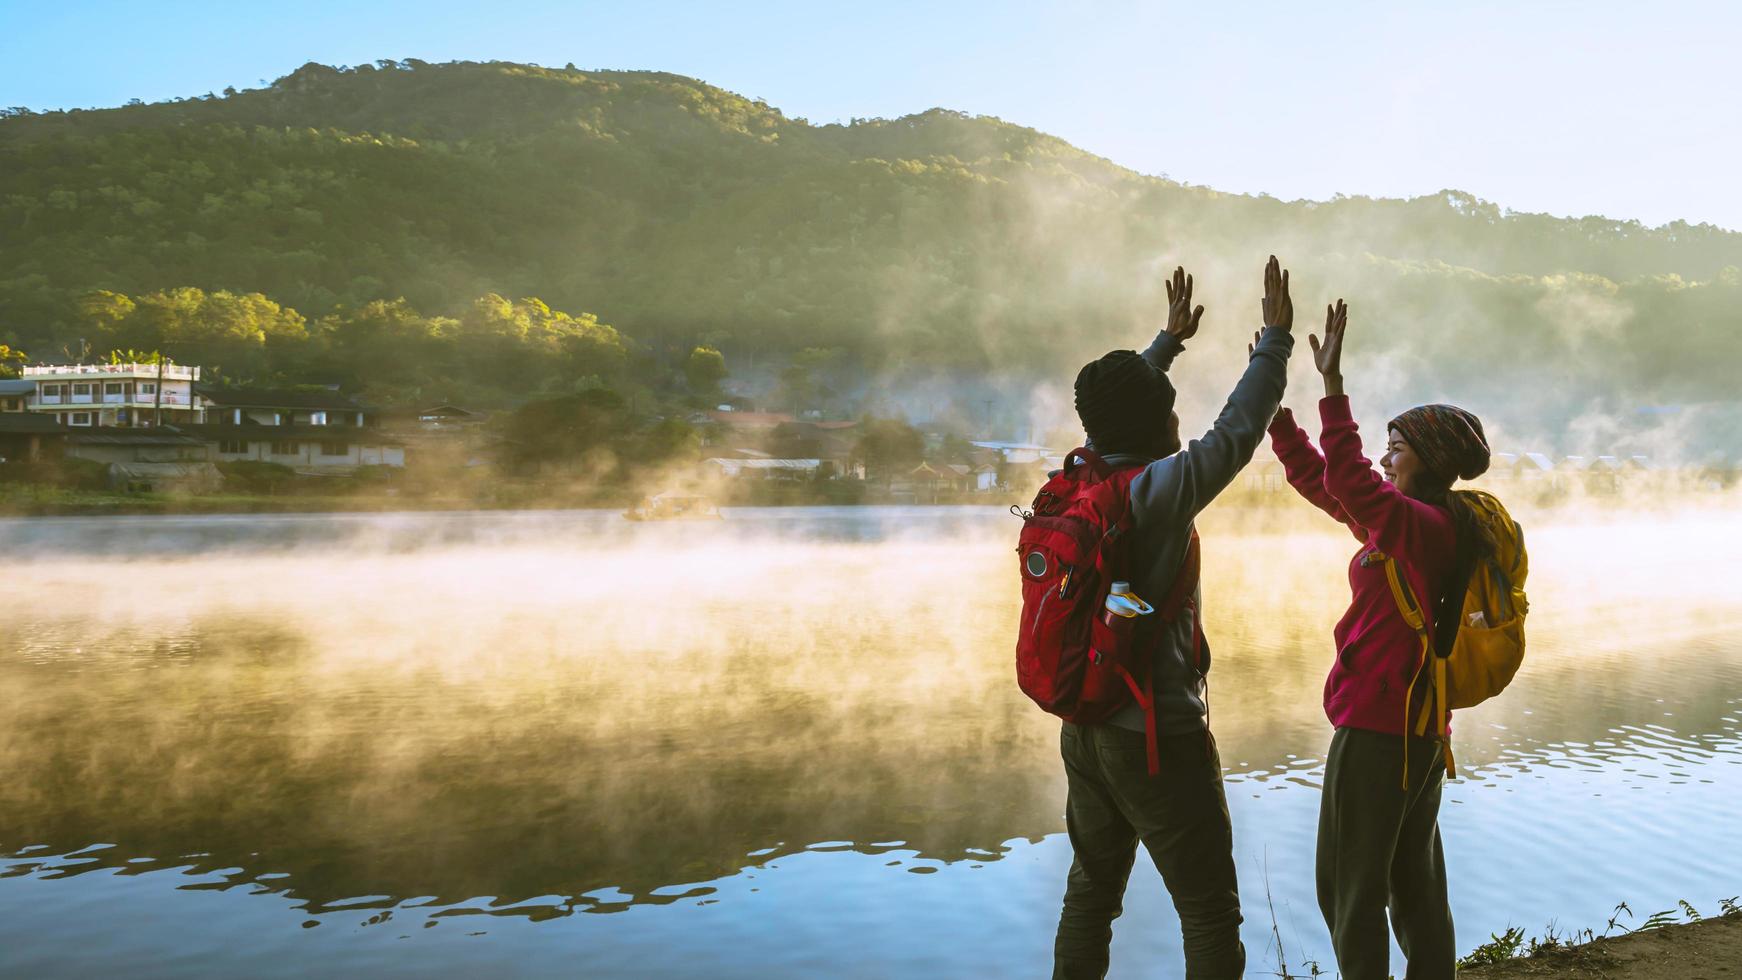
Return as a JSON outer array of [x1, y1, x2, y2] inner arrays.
[[1062, 447, 1112, 481]]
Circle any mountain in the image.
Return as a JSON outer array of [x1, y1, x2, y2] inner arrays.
[[2, 60, 1738, 437]]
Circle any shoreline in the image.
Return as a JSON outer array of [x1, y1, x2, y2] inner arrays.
[[0, 484, 1030, 517], [1460, 912, 1742, 978], [2, 486, 1737, 520]]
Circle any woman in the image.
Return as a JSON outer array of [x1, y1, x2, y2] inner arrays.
[[1263, 300, 1492, 980]]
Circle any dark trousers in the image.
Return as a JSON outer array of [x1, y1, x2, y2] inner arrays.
[[1316, 726, 1456, 980], [1053, 722, 1245, 980]]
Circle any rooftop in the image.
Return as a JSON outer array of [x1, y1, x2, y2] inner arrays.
[[173, 424, 403, 446], [24, 362, 199, 381], [197, 386, 365, 411], [66, 427, 205, 447], [702, 457, 821, 472], [705, 410, 796, 427], [0, 413, 66, 434], [417, 405, 481, 418]]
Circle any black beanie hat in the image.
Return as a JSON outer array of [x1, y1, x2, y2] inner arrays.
[[1073, 350, 1176, 452]]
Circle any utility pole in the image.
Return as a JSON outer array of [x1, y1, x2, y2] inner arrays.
[[153, 356, 164, 427]]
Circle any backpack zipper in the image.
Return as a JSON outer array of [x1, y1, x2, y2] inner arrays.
[[1029, 588, 1053, 639], [1029, 565, 1074, 639]]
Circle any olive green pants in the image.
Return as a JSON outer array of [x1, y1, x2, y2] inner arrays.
[[1316, 726, 1456, 980], [1053, 722, 1245, 980]]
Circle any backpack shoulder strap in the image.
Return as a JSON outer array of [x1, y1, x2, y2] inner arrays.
[[1382, 555, 1458, 786], [1154, 527, 1201, 622]]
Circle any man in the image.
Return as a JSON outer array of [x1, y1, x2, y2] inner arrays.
[[1053, 257, 1295, 979]]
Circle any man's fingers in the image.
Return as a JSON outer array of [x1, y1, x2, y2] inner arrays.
[[1191, 305, 1204, 330], [1308, 333, 1320, 353]]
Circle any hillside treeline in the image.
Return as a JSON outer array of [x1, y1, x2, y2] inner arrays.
[[57, 286, 625, 404]]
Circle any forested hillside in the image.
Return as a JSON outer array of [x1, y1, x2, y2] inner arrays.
[[2, 59, 1737, 446]]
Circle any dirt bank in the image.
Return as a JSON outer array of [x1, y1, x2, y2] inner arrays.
[[1464, 914, 1742, 978]]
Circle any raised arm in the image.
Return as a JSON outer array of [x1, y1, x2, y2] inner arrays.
[[1132, 257, 1293, 523], [1267, 407, 1363, 540], [1310, 299, 1451, 553], [1141, 265, 1204, 373]]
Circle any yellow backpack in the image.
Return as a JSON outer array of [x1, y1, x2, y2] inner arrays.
[[1383, 489, 1529, 784]]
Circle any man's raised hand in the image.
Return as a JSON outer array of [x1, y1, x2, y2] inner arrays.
[[1261, 255, 1293, 332], [1165, 265, 1206, 341]]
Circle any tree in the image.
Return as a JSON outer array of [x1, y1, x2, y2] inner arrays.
[[127, 287, 309, 379], [457, 294, 624, 388], [683, 346, 727, 399], [76, 290, 136, 342], [316, 298, 454, 389], [855, 418, 923, 486], [778, 346, 847, 414], [0, 344, 25, 378], [105, 348, 166, 366], [636, 417, 701, 467], [496, 388, 629, 474]]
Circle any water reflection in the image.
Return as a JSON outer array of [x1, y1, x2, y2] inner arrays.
[[1, 506, 1739, 959]]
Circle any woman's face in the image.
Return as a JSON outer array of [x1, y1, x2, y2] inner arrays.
[[1382, 427, 1429, 497]]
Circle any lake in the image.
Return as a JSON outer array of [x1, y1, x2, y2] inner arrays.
[[2, 504, 1738, 977]]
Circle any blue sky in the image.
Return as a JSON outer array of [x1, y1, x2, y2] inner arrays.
[[3, 0, 1735, 230]]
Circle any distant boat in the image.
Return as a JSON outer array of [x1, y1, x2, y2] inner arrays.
[[623, 493, 722, 521]]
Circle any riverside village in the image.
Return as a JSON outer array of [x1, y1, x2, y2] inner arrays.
[[0, 357, 1722, 515]]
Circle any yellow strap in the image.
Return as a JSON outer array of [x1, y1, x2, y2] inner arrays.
[[1386, 557, 1434, 790], [1382, 557, 1426, 632], [1437, 657, 1456, 779]]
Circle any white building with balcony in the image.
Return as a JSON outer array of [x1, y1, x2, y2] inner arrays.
[[20, 362, 205, 428]]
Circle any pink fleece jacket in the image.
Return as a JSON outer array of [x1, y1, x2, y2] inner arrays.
[[1268, 396, 1456, 736]]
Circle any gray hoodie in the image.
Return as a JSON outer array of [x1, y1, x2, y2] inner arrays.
[[1095, 325, 1293, 734]]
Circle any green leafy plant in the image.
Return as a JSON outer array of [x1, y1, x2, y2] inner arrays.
[[1457, 926, 1525, 966]]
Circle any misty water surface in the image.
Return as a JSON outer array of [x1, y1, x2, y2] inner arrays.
[[1, 505, 1738, 977]]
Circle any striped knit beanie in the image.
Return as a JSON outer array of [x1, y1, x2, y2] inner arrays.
[[1389, 404, 1491, 482], [1073, 350, 1176, 452]]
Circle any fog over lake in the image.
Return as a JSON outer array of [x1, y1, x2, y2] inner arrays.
[[2, 505, 1738, 977]]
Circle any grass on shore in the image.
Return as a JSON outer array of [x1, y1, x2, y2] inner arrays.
[[1263, 894, 1742, 978], [1456, 896, 1741, 968]]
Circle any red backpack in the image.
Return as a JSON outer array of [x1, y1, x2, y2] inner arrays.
[[1014, 448, 1202, 775]]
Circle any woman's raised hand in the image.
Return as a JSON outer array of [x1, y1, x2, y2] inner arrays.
[[1309, 298, 1348, 396]]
